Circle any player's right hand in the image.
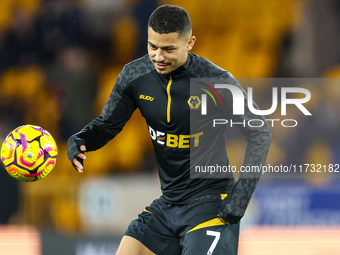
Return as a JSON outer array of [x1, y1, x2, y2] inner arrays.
[[73, 145, 86, 173]]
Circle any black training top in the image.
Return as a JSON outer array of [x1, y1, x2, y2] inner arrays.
[[68, 53, 271, 210]]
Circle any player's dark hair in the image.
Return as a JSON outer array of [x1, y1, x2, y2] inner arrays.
[[148, 5, 192, 38]]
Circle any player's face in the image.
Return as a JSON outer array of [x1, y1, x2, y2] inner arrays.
[[148, 27, 196, 74]]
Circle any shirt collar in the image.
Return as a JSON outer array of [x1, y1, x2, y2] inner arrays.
[[164, 53, 192, 78]]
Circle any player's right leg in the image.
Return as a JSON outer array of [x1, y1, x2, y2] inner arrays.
[[120, 199, 182, 255], [115, 236, 155, 255]]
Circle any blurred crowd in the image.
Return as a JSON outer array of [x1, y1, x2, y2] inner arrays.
[[1, 0, 340, 230], [0, 0, 158, 225], [0, 0, 157, 138]]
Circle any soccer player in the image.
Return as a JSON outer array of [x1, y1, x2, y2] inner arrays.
[[68, 5, 271, 255]]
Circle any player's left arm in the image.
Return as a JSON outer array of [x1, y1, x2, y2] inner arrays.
[[216, 75, 272, 224]]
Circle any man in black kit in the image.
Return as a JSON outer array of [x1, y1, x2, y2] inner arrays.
[[68, 5, 271, 255]]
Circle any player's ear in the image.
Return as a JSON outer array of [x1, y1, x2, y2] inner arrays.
[[186, 36, 196, 51]]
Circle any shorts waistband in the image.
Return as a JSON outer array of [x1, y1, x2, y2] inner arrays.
[[188, 194, 224, 204], [160, 193, 225, 204]]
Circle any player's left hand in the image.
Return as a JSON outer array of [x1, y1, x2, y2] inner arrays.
[[217, 211, 242, 225], [217, 195, 244, 224]]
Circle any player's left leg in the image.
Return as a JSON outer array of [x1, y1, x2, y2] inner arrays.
[[181, 222, 240, 255]]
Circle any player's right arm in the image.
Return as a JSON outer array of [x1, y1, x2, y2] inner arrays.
[[67, 66, 137, 172]]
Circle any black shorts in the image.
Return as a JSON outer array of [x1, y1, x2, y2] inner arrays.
[[125, 194, 240, 255]]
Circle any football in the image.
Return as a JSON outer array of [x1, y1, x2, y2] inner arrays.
[[1, 125, 58, 182]]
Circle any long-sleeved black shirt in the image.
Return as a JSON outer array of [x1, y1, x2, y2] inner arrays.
[[68, 53, 271, 216]]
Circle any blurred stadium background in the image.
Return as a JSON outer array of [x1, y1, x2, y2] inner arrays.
[[1, 0, 340, 254]]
